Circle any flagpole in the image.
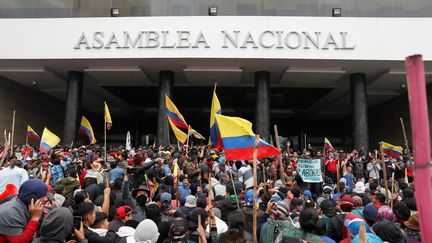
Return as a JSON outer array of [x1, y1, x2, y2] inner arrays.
[[405, 55, 432, 242], [379, 142, 390, 204], [185, 125, 191, 154], [252, 134, 260, 243], [10, 110, 15, 154], [336, 159, 341, 207], [25, 130, 28, 147], [104, 119, 107, 164], [274, 125, 285, 185]]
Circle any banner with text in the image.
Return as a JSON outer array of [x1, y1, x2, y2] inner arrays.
[[297, 158, 323, 183]]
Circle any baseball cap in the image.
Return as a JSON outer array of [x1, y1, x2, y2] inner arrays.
[[116, 205, 132, 219]]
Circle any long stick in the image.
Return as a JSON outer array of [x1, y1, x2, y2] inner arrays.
[[25, 132, 28, 147], [304, 133, 307, 151], [359, 223, 366, 243], [104, 120, 107, 164], [400, 117, 411, 156], [10, 110, 15, 154], [197, 214, 202, 243], [336, 159, 341, 207], [274, 125, 285, 185], [390, 172, 395, 209], [405, 54, 432, 242], [262, 164, 267, 192], [252, 135, 260, 243], [228, 168, 240, 210], [185, 125, 191, 155], [380, 142, 390, 204]]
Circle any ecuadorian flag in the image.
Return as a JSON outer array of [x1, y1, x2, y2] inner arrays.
[[104, 102, 112, 130], [168, 119, 188, 144], [381, 141, 403, 158], [165, 95, 204, 140], [39, 128, 60, 153], [80, 116, 97, 145], [27, 125, 40, 140], [166, 95, 189, 129], [215, 114, 281, 160], [210, 84, 222, 148], [324, 137, 335, 151]]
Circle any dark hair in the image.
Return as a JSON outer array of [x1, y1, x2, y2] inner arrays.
[[74, 191, 90, 206], [374, 193, 386, 204], [291, 186, 301, 198], [196, 196, 207, 209], [92, 212, 108, 228], [299, 208, 319, 233], [290, 198, 303, 210], [369, 182, 378, 191], [9, 159, 22, 169], [225, 211, 245, 241], [69, 167, 77, 178], [73, 202, 95, 218], [145, 203, 161, 222], [113, 177, 123, 191]]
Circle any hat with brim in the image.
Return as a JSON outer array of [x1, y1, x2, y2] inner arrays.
[[91, 161, 102, 171], [404, 213, 420, 231], [132, 185, 150, 198]]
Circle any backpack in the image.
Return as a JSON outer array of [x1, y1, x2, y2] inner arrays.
[[259, 218, 293, 243]]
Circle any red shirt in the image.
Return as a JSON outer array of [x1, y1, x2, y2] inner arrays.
[[0, 220, 39, 243], [325, 159, 338, 173]]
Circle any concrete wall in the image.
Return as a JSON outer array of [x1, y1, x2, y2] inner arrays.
[[368, 86, 432, 150], [0, 77, 65, 146]]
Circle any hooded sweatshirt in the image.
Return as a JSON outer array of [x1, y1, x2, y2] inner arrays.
[[216, 197, 239, 222], [32, 207, 83, 243], [134, 219, 160, 243]]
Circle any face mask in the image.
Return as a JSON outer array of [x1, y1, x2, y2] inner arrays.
[[136, 194, 148, 207]]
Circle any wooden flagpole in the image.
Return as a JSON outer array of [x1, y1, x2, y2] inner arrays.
[[336, 159, 341, 207], [359, 223, 366, 243], [185, 125, 191, 155], [405, 54, 432, 242], [304, 133, 307, 151], [25, 131, 28, 147], [10, 110, 15, 154], [390, 172, 395, 209], [380, 142, 390, 204], [104, 116, 107, 164], [252, 135, 260, 243], [274, 125, 285, 185], [197, 214, 202, 243], [400, 117, 411, 156]]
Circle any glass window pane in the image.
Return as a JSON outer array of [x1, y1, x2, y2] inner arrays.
[[73, 0, 110, 17], [0, 0, 34, 18], [34, 0, 73, 18]]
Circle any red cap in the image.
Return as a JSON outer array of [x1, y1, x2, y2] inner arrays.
[[116, 206, 132, 219]]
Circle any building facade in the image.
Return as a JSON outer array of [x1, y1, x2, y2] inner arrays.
[[0, 0, 431, 151]]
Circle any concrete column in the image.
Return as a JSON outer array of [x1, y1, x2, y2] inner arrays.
[[255, 71, 270, 141], [63, 71, 83, 146], [156, 71, 174, 146], [350, 72, 369, 152]]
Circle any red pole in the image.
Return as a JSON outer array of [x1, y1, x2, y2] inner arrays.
[[405, 54, 432, 242]]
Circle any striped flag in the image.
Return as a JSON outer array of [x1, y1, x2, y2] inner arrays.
[[104, 102, 112, 130], [26, 125, 40, 140]]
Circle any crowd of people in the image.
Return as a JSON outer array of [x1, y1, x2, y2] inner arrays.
[[0, 141, 420, 243]]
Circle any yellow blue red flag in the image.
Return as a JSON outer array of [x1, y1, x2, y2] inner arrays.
[[166, 95, 189, 129], [381, 141, 403, 158], [104, 102, 112, 130], [324, 137, 335, 152], [165, 95, 204, 139], [39, 127, 60, 152], [27, 125, 40, 140], [168, 119, 188, 144], [214, 114, 281, 160], [80, 116, 97, 145], [210, 84, 222, 148]]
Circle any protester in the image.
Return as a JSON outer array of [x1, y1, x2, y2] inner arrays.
[[0, 179, 48, 242], [0, 137, 421, 243]]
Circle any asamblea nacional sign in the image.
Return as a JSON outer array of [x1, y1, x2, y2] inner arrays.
[[74, 30, 355, 50]]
